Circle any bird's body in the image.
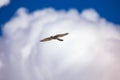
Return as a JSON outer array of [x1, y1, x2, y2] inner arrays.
[[40, 33, 69, 42]]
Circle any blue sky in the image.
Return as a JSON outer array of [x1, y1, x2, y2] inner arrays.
[[0, 0, 120, 35], [1, 0, 120, 24]]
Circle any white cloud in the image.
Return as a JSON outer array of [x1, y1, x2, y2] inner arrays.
[[81, 9, 99, 22], [0, 0, 10, 8], [0, 8, 120, 80]]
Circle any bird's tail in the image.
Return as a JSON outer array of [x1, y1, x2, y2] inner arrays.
[[57, 38, 63, 41]]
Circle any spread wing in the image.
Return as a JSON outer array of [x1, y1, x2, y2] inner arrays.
[[40, 37, 53, 42], [54, 33, 69, 37]]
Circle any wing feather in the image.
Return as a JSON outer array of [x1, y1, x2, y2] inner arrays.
[[55, 33, 69, 37], [40, 37, 52, 42]]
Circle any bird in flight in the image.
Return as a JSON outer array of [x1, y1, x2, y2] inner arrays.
[[40, 33, 69, 42]]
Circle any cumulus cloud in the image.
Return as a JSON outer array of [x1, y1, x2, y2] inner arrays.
[[0, 8, 120, 80], [0, 0, 10, 8]]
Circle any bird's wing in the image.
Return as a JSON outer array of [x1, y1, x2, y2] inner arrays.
[[55, 33, 69, 37], [40, 37, 53, 42]]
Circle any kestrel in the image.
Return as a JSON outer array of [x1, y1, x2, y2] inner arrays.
[[40, 33, 69, 42]]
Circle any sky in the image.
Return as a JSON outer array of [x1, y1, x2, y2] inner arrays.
[[0, 0, 120, 80], [0, 0, 120, 35]]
